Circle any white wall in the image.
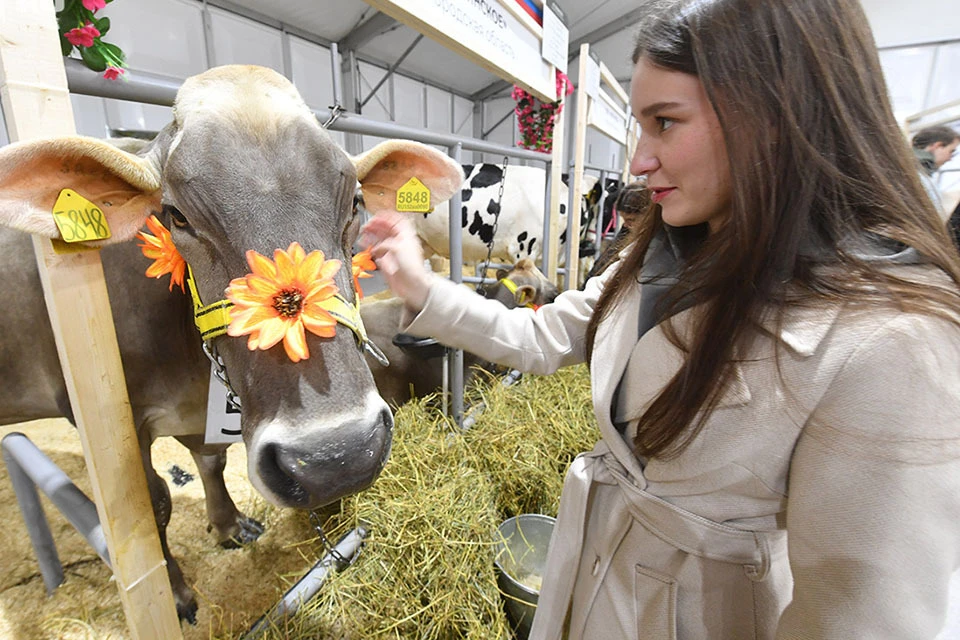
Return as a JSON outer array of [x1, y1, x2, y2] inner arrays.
[[47, 0, 468, 158], [863, 0, 960, 48]]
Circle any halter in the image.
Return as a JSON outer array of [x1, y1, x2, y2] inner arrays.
[[498, 277, 539, 311], [186, 265, 389, 412]]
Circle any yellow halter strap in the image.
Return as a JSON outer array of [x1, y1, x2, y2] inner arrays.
[[186, 266, 388, 365], [498, 277, 538, 310]]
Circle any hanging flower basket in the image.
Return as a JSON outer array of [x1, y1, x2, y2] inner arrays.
[[56, 0, 128, 80], [512, 70, 574, 153]]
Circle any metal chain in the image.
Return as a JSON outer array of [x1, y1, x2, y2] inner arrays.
[[321, 103, 346, 130], [477, 155, 509, 294], [309, 511, 361, 569], [202, 340, 242, 411]]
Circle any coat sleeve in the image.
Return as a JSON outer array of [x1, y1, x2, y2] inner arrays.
[[399, 267, 615, 375], [777, 315, 960, 639]]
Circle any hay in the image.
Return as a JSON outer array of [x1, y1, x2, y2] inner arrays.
[[252, 364, 597, 640]]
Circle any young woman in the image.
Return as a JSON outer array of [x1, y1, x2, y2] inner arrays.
[[363, 0, 960, 637]]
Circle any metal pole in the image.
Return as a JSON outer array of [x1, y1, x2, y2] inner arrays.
[[564, 172, 577, 290], [595, 169, 607, 245], [243, 526, 368, 639], [1, 433, 112, 592], [2, 435, 63, 594], [447, 142, 465, 426], [330, 43, 343, 107], [360, 34, 423, 109], [541, 161, 553, 276]]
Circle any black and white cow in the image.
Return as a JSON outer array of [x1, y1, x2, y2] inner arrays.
[[413, 163, 602, 267]]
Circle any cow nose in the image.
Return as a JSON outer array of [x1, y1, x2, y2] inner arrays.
[[253, 407, 394, 509]]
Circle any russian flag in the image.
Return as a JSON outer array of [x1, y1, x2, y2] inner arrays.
[[516, 0, 543, 26]]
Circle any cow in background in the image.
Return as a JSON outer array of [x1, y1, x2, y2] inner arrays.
[[413, 164, 602, 270], [0, 65, 463, 622], [360, 258, 558, 407]]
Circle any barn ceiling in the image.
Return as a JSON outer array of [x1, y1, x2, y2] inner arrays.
[[213, 0, 646, 100]]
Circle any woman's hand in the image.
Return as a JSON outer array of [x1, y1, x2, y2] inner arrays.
[[361, 210, 433, 312]]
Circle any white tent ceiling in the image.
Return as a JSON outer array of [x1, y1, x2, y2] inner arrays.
[[209, 0, 646, 100]]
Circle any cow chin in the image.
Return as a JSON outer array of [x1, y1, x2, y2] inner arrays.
[[246, 390, 394, 509]]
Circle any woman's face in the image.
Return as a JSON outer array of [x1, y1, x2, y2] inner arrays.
[[629, 57, 732, 231]]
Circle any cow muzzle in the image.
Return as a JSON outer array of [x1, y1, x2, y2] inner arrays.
[[247, 395, 394, 509]]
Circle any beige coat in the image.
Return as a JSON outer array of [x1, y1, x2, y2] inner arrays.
[[403, 263, 960, 639]]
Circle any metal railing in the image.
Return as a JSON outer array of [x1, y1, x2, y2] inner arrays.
[[1, 432, 112, 595]]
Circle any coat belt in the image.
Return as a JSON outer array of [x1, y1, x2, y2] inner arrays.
[[530, 440, 785, 640]]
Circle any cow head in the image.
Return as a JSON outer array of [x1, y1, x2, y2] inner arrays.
[[0, 65, 463, 509], [491, 258, 559, 309]]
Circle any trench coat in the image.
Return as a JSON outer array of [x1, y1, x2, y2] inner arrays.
[[401, 259, 960, 639]]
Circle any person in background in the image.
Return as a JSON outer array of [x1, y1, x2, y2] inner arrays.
[[363, 0, 960, 637], [582, 180, 654, 281], [912, 124, 960, 220]]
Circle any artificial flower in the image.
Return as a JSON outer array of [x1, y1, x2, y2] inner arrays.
[[512, 70, 574, 153], [82, 0, 107, 11], [351, 248, 377, 299], [103, 66, 125, 80], [226, 242, 341, 363], [65, 22, 100, 48], [137, 215, 186, 293]]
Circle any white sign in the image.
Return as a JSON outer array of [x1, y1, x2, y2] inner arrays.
[[584, 52, 601, 100], [541, 2, 569, 75], [588, 89, 628, 145], [204, 363, 242, 444], [367, 0, 556, 101]]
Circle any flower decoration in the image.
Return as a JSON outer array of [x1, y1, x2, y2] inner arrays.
[[512, 70, 574, 153], [225, 243, 342, 363], [137, 215, 186, 293], [56, 0, 128, 80], [351, 248, 377, 299]]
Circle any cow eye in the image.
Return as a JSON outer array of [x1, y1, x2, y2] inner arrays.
[[164, 204, 189, 228]]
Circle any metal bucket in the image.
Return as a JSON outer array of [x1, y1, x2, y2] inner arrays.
[[494, 514, 556, 640]]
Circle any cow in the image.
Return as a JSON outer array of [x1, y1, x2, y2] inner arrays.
[[413, 164, 603, 269], [360, 258, 558, 407], [0, 65, 463, 622]]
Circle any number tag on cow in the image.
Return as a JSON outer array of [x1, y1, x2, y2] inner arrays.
[[396, 177, 431, 213], [51, 189, 112, 243], [204, 363, 243, 445]]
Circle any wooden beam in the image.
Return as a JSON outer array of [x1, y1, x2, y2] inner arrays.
[[0, 2, 182, 638]]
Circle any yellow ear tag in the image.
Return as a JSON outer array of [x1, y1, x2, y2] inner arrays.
[[51, 189, 112, 243], [396, 177, 431, 213]]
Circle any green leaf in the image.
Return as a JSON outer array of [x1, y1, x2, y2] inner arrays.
[[94, 16, 110, 35], [100, 41, 125, 64], [60, 33, 73, 57], [79, 45, 107, 72]]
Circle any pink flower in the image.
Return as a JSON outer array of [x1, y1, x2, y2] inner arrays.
[[103, 66, 125, 80], [65, 22, 100, 48], [82, 0, 107, 10]]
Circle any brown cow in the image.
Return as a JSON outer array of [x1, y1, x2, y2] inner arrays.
[[0, 65, 463, 621]]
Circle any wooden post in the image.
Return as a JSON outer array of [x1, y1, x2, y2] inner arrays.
[[546, 67, 567, 283], [566, 44, 591, 290], [0, 2, 183, 638]]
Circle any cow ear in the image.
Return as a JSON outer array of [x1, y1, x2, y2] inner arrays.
[[0, 136, 161, 246], [516, 284, 536, 307], [352, 140, 464, 215]]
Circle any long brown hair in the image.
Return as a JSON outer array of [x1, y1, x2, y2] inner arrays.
[[586, 0, 960, 459]]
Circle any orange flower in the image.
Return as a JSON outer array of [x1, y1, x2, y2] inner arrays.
[[137, 215, 186, 292], [351, 248, 377, 299], [225, 242, 341, 363]]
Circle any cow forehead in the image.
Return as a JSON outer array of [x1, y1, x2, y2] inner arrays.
[[173, 65, 317, 137]]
